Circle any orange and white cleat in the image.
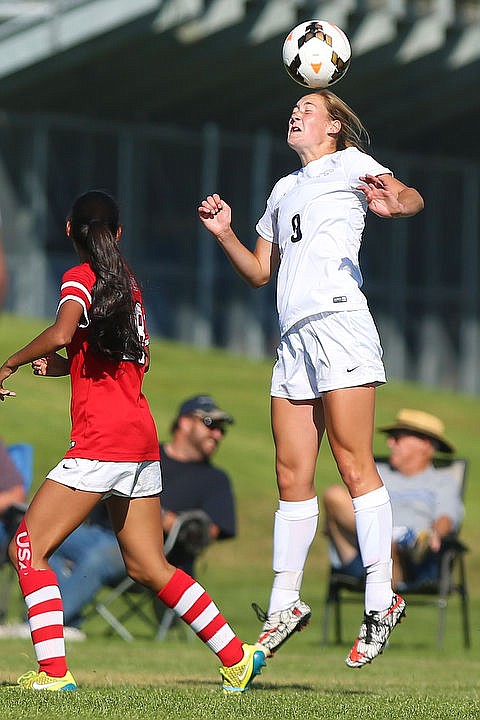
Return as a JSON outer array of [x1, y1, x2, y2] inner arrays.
[[346, 594, 406, 668]]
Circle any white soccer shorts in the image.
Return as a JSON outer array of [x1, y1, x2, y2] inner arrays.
[[47, 458, 162, 497], [271, 309, 386, 399]]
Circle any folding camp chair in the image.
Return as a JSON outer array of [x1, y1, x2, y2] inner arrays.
[[92, 509, 211, 641], [321, 457, 470, 649], [0, 443, 34, 621]]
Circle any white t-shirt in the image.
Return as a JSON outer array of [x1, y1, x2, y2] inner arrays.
[[256, 146, 391, 336]]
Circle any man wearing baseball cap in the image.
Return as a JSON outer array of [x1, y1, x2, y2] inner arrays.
[[322, 409, 464, 590], [160, 394, 235, 576]]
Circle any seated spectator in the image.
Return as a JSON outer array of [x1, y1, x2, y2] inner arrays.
[[47, 394, 237, 629], [0, 439, 26, 552], [322, 409, 463, 590], [160, 394, 236, 575]]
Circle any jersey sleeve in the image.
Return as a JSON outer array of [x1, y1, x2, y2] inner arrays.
[[255, 176, 292, 243], [57, 265, 94, 328], [255, 195, 276, 243], [343, 147, 392, 189]]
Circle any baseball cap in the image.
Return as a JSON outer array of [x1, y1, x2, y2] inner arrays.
[[177, 394, 234, 424]]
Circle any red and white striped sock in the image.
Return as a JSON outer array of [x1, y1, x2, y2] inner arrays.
[[14, 519, 67, 678], [158, 568, 244, 666], [18, 567, 67, 677]]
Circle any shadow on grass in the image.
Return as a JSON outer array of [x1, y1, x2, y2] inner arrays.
[[174, 678, 371, 694], [317, 639, 435, 652]]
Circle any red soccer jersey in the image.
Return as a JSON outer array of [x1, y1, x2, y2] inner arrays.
[[58, 262, 160, 462]]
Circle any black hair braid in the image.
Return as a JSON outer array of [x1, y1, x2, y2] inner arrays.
[[68, 190, 143, 363], [86, 224, 143, 362]]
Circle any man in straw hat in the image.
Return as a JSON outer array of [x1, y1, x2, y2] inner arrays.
[[322, 409, 464, 590]]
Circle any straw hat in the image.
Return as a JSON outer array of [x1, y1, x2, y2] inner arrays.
[[378, 408, 455, 454]]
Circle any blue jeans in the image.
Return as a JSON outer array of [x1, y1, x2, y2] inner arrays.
[[49, 524, 125, 627], [0, 521, 8, 551]]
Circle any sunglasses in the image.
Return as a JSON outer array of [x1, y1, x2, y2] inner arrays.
[[389, 430, 431, 443], [388, 431, 410, 441], [193, 414, 227, 434]]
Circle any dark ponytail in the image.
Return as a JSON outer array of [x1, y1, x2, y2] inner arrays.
[[68, 190, 143, 362]]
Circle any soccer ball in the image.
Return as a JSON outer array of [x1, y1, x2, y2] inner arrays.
[[282, 19, 351, 89]]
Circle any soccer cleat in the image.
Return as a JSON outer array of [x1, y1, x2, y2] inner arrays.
[[17, 670, 77, 691], [219, 643, 266, 694], [253, 600, 311, 657], [346, 593, 406, 668]]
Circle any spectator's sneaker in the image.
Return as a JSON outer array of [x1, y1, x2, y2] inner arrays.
[[346, 594, 406, 668], [253, 600, 311, 657], [64, 626, 86, 642], [17, 670, 77, 691], [219, 643, 266, 694]]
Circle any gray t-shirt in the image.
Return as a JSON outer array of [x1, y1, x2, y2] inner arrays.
[[377, 461, 464, 536]]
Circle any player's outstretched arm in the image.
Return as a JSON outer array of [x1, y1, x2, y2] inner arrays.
[[198, 194, 279, 288], [358, 174, 424, 218], [0, 299, 82, 400]]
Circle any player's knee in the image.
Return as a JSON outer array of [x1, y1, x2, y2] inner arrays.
[[9, 518, 56, 571], [334, 453, 377, 496], [275, 459, 315, 497], [9, 518, 36, 571]]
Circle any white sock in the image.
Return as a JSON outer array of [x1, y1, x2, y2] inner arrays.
[[353, 485, 393, 614], [268, 497, 318, 615]]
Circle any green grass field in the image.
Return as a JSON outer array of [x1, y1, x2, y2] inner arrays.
[[0, 312, 479, 718]]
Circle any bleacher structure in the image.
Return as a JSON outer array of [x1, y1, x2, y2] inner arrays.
[[0, 0, 479, 394]]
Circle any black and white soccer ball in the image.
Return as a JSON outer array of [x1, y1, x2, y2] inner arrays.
[[282, 19, 351, 89]]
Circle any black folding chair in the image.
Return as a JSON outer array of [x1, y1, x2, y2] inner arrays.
[[92, 510, 211, 641], [321, 457, 470, 649]]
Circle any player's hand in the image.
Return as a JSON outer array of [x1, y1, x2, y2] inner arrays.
[[198, 194, 232, 236], [32, 353, 69, 377], [32, 357, 48, 376], [0, 362, 17, 401], [357, 174, 404, 218], [0, 386, 16, 401]]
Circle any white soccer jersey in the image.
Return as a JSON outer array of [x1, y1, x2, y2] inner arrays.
[[256, 146, 391, 336]]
